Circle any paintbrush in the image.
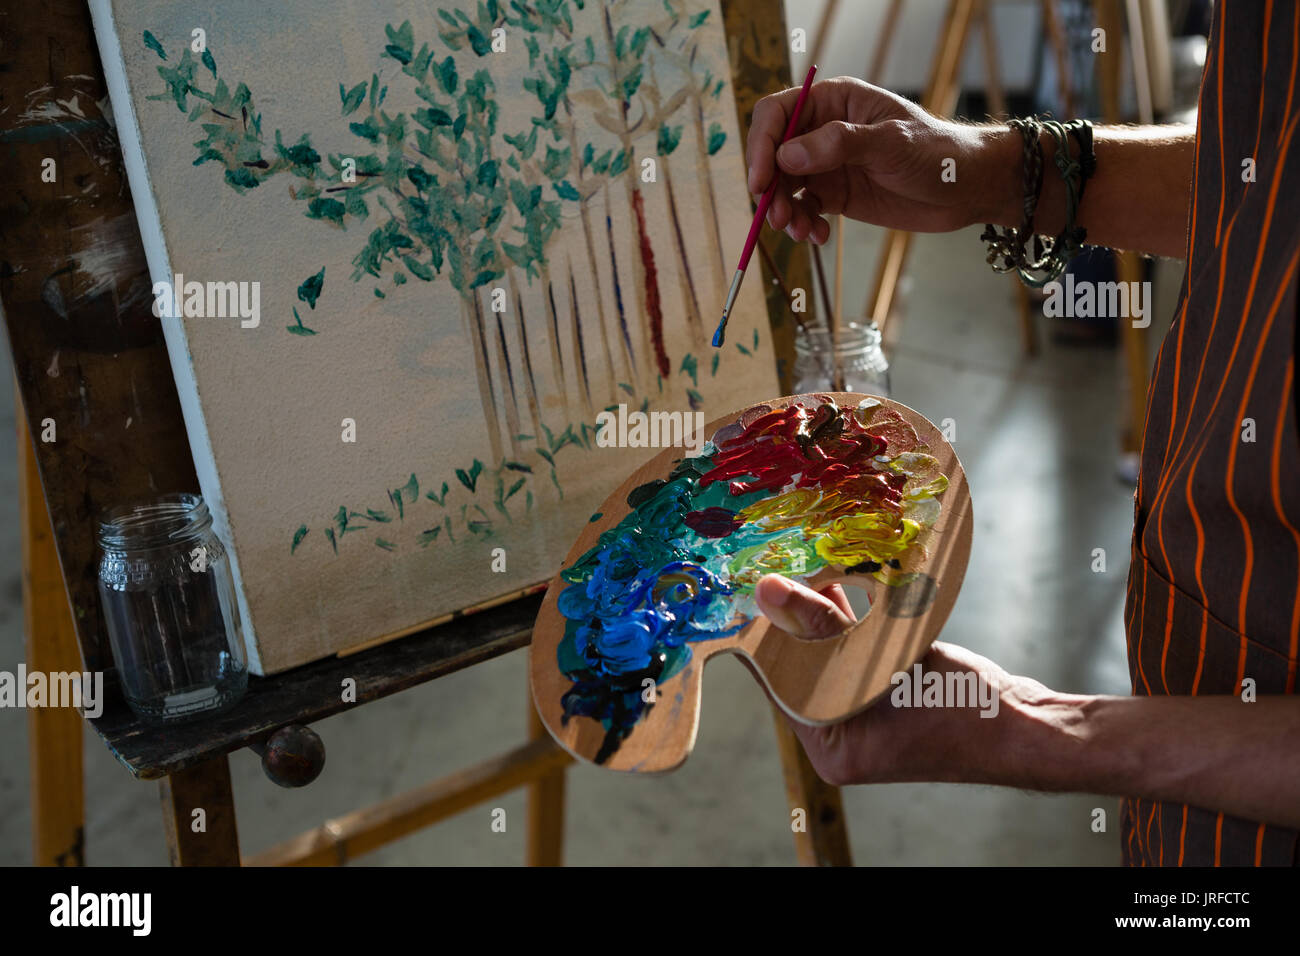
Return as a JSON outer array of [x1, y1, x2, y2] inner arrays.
[[713, 62, 818, 348]]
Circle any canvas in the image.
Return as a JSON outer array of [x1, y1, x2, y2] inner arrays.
[[89, 0, 779, 674]]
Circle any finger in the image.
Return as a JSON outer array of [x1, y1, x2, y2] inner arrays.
[[786, 191, 830, 243], [767, 189, 794, 231], [747, 86, 806, 194], [777, 120, 877, 177], [819, 582, 856, 619], [755, 574, 855, 640]]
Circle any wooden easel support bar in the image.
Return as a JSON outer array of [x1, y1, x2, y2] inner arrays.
[[246, 737, 573, 866]]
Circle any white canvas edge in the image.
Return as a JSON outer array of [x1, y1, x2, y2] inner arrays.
[[88, 0, 266, 674]]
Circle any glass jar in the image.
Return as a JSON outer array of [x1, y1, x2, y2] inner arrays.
[[792, 322, 891, 397], [97, 493, 248, 722]]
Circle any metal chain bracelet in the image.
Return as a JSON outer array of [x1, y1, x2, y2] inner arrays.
[[980, 117, 1095, 288]]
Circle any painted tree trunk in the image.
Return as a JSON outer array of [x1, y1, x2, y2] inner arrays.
[[661, 158, 706, 347], [691, 90, 727, 298], [564, 255, 594, 414], [602, 179, 639, 390], [540, 263, 581, 420], [630, 186, 669, 379], [534, 265, 573, 421], [460, 294, 503, 462], [474, 290, 522, 459], [579, 199, 620, 400], [506, 269, 543, 438]]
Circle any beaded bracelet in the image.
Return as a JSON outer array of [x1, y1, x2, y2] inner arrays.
[[980, 116, 1095, 288]]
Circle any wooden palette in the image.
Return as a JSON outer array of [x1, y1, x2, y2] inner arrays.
[[529, 392, 974, 773]]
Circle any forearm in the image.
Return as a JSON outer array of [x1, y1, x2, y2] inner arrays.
[[1002, 690, 1300, 829], [979, 124, 1196, 260]]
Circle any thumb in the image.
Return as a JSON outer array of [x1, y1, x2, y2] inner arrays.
[[776, 119, 875, 176], [755, 575, 855, 640]]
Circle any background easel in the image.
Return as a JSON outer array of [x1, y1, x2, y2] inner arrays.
[[6, 0, 847, 867]]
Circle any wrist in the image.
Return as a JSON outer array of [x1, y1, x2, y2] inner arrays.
[[972, 124, 1025, 227]]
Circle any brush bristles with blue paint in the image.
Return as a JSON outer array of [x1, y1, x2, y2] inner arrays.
[[713, 63, 817, 349]]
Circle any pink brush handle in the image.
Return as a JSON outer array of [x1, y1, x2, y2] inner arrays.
[[737, 63, 817, 272]]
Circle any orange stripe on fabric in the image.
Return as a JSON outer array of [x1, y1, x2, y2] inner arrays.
[[1159, 804, 1164, 867], [1135, 545, 1153, 694], [1153, 213, 1238, 578], [1255, 824, 1265, 866], [1274, 360, 1300, 693], [1248, 1, 1273, 176], [1282, 2, 1299, 149], [1224, 248, 1300, 690], [1178, 804, 1188, 866], [1181, 110, 1300, 692], [1214, 11, 1226, 245], [1214, 813, 1224, 866]]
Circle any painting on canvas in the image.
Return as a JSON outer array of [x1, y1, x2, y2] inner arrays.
[[90, 0, 779, 674]]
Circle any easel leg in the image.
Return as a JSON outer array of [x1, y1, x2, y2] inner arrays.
[[1095, 0, 1149, 453], [770, 703, 852, 866], [159, 757, 241, 866], [526, 694, 566, 866], [865, 0, 977, 337], [19, 400, 85, 866]]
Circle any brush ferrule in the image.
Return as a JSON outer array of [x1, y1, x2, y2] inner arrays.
[[721, 269, 744, 318]]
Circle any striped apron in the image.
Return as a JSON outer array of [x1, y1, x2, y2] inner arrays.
[[1122, 0, 1300, 866]]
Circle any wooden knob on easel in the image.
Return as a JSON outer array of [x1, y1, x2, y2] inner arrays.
[[255, 725, 325, 788]]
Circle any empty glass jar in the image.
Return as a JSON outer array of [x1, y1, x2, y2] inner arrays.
[[97, 493, 248, 722], [792, 322, 892, 397]]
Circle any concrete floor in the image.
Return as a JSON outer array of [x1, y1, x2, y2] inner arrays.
[[0, 224, 1179, 865]]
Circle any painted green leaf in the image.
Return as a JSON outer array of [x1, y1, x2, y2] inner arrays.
[[476, 159, 498, 188], [439, 56, 458, 93], [541, 144, 570, 179], [286, 323, 317, 336], [452, 113, 467, 139], [143, 30, 166, 59], [375, 538, 397, 551], [455, 466, 477, 492], [306, 196, 346, 225], [467, 25, 491, 56], [403, 255, 435, 281], [690, 10, 711, 27], [201, 49, 217, 77], [350, 117, 381, 142], [340, 80, 367, 114], [504, 478, 525, 501], [416, 107, 453, 128], [417, 528, 441, 547], [224, 167, 260, 190], [657, 124, 682, 157], [297, 267, 326, 309], [290, 525, 309, 553], [325, 528, 338, 554], [707, 122, 727, 156], [553, 180, 580, 201], [680, 353, 699, 385], [365, 508, 392, 523]]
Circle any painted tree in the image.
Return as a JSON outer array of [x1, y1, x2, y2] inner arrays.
[[648, 0, 731, 288]]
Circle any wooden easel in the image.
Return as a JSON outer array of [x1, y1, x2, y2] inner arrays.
[[7, 0, 849, 868], [832, 0, 1153, 451]]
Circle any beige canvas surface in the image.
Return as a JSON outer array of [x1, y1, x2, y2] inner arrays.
[[91, 0, 779, 674]]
